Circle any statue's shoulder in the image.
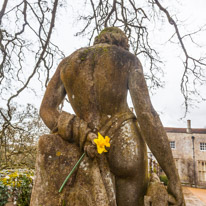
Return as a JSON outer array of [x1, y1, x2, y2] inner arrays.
[[64, 47, 90, 60], [57, 47, 90, 68]]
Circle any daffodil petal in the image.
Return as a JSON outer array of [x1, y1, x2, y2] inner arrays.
[[94, 139, 98, 144], [105, 142, 110, 147], [105, 136, 110, 142], [97, 146, 105, 154], [98, 132, 105, 140]]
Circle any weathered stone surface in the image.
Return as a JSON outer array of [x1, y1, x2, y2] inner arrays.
[[30, 134, 112, 206], [144, 173, 176, 206]]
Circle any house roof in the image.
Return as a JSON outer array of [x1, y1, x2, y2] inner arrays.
[[165, 127, 206, 134]]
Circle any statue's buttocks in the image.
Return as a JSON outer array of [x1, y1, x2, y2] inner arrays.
[[60, 44, 134, 128]]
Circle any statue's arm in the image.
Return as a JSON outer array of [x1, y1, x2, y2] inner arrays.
[[40, 61, 66, 131], [128, 57, 185, 205], [39, 60, 97, 157]]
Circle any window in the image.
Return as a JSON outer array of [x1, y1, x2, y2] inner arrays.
[[200, 143, 206, 151], [170, 141, 175, 149], [198, 161, 206, 182]]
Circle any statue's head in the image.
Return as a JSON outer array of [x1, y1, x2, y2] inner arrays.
[[93, 27, 129, 50]]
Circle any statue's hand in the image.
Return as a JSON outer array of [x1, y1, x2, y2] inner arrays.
[[167, 180, 185, 206], [57, 112, 75, 141], [87, 132, 98, 143], [84, 132, 98, 159]]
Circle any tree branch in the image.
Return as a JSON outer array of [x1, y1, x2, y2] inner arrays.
[[0, 0, 9, 24]]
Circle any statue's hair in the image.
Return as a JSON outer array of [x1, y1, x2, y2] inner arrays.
[[93, 27, 129, 50]]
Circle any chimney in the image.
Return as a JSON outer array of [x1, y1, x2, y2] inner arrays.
[[186, 120, 192, 134]]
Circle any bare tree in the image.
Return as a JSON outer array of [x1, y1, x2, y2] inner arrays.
[[0, 0, 64, 123], [0, 0, 64, 167], [153, 0, 206, 113], [0, 104, 49, 169]]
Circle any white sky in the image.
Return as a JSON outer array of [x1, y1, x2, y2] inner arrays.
[[50, 0, 206, 128]]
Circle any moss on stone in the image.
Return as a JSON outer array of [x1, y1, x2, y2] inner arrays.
[[78, 48, 91, 61], [97, 27, 124, 38]]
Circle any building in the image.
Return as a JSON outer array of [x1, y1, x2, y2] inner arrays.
[[165, 120, 206, 188]]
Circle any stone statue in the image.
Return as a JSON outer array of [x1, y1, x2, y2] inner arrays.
[[30, 27, 185, 206]]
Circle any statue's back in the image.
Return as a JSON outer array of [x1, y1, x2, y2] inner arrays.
[[60, 43, 135, 128]]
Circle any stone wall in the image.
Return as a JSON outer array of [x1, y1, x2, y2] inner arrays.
[[167, 131, 206, 188]]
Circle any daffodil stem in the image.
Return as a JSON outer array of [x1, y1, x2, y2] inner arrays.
[[59, 152, 86, 193]]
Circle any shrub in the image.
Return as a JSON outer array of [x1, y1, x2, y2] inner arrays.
[[16, 174, 33, 206], [0, 181, 9, 206], [0, 169, 33, 206], [159, 175, 168, 186]]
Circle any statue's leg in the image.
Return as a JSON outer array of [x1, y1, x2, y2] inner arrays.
[[108, 119, 148, 206]]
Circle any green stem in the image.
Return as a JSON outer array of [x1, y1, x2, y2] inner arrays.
[[59, 152, 86, 193]]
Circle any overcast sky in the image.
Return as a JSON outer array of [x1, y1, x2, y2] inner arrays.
[[48, 0, 206, 128]]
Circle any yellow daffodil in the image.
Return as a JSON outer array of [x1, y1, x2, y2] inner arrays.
[[94, 132, 110, 154]]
